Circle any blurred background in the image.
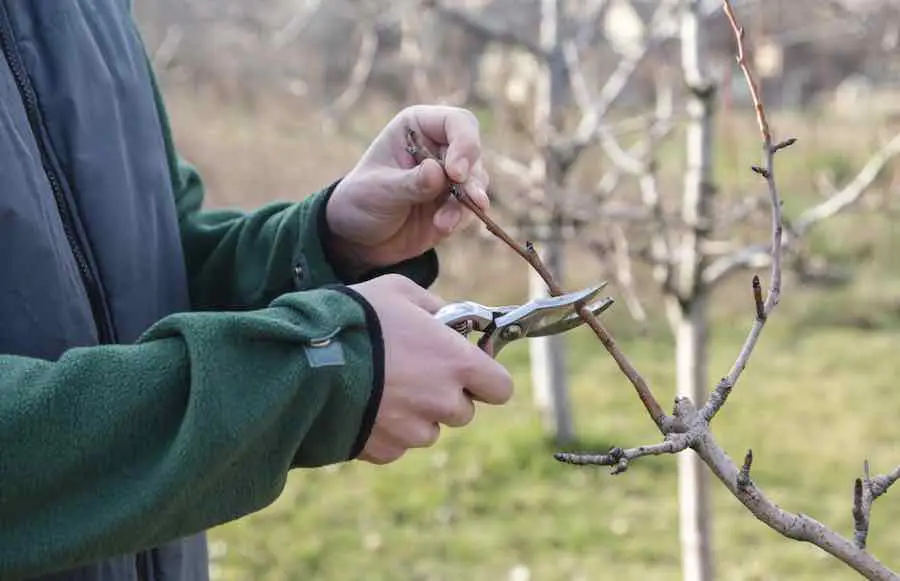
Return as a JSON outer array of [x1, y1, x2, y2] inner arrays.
[[133, 1, 900, 579]]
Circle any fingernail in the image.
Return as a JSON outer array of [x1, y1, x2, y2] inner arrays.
[[471, 186, 489, 208], [452, 158, 470, 182]]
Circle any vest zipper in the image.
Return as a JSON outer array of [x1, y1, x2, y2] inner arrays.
[[0, 5, 116, 344]]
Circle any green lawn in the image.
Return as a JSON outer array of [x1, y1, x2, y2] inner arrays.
[[207, 256, 900, 580], [161, 88, 900, 581]]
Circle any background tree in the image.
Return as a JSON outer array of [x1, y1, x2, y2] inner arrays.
[[412, 1, 900, 579], [131, 0, 900, 578]]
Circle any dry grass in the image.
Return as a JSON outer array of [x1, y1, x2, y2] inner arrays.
[[160, 83, 900, 580]]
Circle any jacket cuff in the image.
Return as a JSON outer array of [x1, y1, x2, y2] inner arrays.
[[290, 188, 345, 293], [275, 286, 385, 467], [323, 284, 385, 459], [313, 179, 440, 289]]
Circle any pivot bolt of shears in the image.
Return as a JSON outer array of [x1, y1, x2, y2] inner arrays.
[[499, 324, 524, 342]]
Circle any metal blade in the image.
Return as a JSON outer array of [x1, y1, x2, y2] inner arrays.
[[493, 282, 611, 336], [525, 296, 615, 337]]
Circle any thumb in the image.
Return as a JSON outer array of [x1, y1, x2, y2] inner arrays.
[[395, 158, 449, 204]]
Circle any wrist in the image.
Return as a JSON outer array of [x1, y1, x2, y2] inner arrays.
[[324, 233, 372, 282], [320, 181, 374, 283]]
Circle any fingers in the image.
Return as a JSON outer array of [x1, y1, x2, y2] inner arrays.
[[439, 389, 476, 428], [358, 440, 406, 465], [458, 348, 515, 406], [360, 419, 440, 464], [433, 198, 463, 234], [403, 104, 481, 185], [463, 157, 491, 210], [392, 157, 447, 205], [396, 105, 491, 237], [353, 272, 514, 468]]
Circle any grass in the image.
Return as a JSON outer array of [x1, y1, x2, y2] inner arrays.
[[161, 85, 900, 580], [207, 303, 900, 581]]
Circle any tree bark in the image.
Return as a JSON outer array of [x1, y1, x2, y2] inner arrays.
[[528, 0, 575, 444], [673, 1, 716, 580], [528, 237, 574, 444], [672, 297, 714, 581]]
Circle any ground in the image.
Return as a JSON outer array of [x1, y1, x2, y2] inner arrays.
[[163, 86, 900, 581]]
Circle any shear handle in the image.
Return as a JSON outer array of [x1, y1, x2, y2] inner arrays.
[[433, 301, 508, 335]]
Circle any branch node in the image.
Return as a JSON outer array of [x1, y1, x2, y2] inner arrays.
[[772, 137, 797, 153], [737, 449, 754, 490], [752, 275, 765, 321], [611, 458, 630, 475], [751, 165, 770, 178]]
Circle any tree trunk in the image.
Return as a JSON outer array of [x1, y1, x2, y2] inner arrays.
[[672, 297, 713, 581], [674, 2, 716, 580], [528, 233, 574, 444], [527, 0, 575, 444]]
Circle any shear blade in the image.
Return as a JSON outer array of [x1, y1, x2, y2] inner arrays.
[[526, 296, 615, 337], [493, 283, 612, 337]]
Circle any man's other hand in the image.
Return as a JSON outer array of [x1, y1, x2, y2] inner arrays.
[[325, 105, 490, 274], [349, 274, 513, 465]]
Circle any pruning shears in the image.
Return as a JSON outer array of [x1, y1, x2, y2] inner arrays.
[[433, 283, 615, 357]]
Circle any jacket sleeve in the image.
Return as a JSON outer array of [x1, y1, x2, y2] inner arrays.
[[146, 63, 438, 312], [0, 285, 385, 578]]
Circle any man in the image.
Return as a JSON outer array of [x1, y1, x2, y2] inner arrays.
[[0, 3, 514, 580]]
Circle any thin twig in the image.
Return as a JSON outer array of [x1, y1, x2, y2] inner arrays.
[[553, 2, 900, 578], [404, 128, 671, 432], [700, 0, 792, 423], [421, 0, 545, 58], [854, 461, 900, 550], [555, 433, 693, 474], [701, 130, 900, 287]]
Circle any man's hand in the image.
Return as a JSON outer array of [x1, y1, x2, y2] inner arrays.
[[349, 274, 513, 465], [325, 105, 490, 276]]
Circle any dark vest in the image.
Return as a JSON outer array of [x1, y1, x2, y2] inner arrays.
[[0, 1, 208, 579]]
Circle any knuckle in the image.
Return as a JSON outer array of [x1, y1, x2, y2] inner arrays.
[[449, 106, 479, 128], [362, 439, 406, 465], [400, 104, 424, 120], [368, 455, 390, 466], [442, 391, 475, 427], [378, 447, 406, 465], [380, 273, 412, 291], [417, 422, 441, 447]]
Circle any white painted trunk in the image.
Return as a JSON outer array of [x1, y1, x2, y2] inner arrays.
[[526, 0, 574, 445], [676, 2, 716, 579], [674, 298, 713, 581], [528, 236, 574, 444]]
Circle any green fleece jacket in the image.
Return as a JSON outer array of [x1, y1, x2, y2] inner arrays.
[[0, 66, 438, 575]]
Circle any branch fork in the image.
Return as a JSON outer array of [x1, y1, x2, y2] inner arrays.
[[404, 1, 899, 577]]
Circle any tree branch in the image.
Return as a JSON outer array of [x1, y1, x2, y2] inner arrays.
[[322, 23, 380, 125], [588, 228, 650, 327], [702, 131, 900, 287], [854, 461, 900, 550], [556, 432, 693, 474], [560, 0, 680, 163], [404, 128, 673, 433], [421, 0, 546, 58], [793, 132, 900, 237], [552, 2, 900, 578]]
